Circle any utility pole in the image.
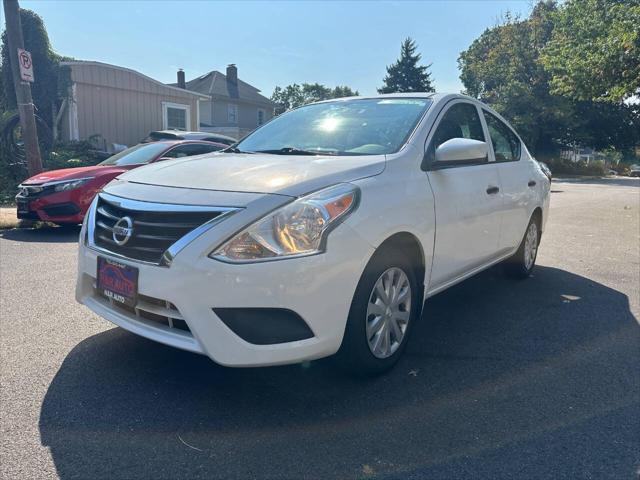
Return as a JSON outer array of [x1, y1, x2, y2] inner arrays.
[[3, 0, 43, 175]]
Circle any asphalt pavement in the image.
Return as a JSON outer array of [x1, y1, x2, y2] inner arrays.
[[1, 177, 639, 479]]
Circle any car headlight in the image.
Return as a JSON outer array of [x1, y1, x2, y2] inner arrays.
[[211, 183, 359, 263], [47, 177, 94, 192]]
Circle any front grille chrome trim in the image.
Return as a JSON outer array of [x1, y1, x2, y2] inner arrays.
[[96, 220, 114, 231], [87, 192, 240, 267], [97, 192, 239, 213], [96, 206, 119, 220]]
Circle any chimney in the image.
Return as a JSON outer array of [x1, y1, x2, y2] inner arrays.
[[226, 64, 237, 84], [177, 69, 185, 89]]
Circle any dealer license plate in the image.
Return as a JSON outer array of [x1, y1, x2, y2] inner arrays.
[[97, 257, 138, 307]]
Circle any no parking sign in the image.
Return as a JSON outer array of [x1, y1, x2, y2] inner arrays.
[[17, 48, 34, 82]]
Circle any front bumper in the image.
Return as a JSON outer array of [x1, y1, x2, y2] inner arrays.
[[76, 217, 375, 367], [16, 190, 84, 224]]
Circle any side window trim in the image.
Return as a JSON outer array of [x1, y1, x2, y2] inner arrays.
[[421, 100, 489, 171], [482, 109, 522, 163]]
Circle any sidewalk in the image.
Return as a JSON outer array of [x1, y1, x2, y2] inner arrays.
[[0, 207, 19, 229]]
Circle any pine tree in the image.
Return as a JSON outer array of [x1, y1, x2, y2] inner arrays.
[[378, 38, 435, 93]]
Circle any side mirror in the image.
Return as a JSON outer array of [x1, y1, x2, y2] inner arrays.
[[433, 138, 488, 167]]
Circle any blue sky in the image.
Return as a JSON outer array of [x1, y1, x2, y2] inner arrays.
[[5, 1, 530, 97]]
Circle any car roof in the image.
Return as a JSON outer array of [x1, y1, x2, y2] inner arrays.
[[312, 92, 490, 107], [141, 139, 227, 148], [149, 130, 236, 141]]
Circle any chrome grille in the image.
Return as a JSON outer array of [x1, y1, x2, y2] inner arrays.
[[92, 194, 236, 264], [94, 286, 191, 333]]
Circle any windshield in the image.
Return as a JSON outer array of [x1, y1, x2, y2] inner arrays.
[[99, 143, 169, 166], [236, 98, 432, 156]]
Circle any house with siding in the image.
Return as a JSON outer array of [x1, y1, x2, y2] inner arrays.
[[60, 61, 209, 149], [172, 65, 275, 139]]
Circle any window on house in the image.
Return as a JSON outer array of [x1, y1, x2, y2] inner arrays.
[[228, 104, 238, 124], [257, 109, 265, 126], [162, 102, 190, 131]]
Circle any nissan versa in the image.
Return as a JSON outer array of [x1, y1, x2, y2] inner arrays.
[[76, 93, 550, 374]]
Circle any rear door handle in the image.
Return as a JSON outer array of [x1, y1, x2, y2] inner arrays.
[[528, 180, 536, 187], [486, 186, 500, 195]]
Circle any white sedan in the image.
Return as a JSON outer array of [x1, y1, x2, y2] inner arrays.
[[76, 93, 550, 374]]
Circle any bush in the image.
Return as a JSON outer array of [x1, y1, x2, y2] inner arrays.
[[0, 139, 104, 204], [46, 140, 104, 170], [615, 164, 631, 176], [0, 110, 17, 205], [543, 157, 609, 176]]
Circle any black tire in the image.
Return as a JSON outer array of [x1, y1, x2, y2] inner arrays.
[[504, 215, 541, 279], [335, 249, 422, 375]]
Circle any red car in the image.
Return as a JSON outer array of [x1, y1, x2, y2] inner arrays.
[[16, 140, 226, 225]]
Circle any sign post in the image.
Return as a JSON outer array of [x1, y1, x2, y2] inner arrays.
[[2, 0, 43, 176]]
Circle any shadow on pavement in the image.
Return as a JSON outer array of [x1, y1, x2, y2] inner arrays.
[[39, 266, 640, 479], [0, 225, 80, 243]]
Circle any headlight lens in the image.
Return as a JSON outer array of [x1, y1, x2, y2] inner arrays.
[[49, 177, 93, 192], [211, 183, 359, 262]]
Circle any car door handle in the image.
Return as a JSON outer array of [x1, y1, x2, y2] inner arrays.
[[486, 186, 500, 195], [528, 180, 536, 187]]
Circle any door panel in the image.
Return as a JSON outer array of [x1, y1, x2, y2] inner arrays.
[[427, 164, 502, 288], [424, 101, 503, 290], [495, 161, 535, 251], [482, 110, 533, 251]]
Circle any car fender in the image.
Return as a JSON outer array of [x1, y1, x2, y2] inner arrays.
[[345, 146, 436, 294]]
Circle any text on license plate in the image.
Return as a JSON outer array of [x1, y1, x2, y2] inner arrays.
[[97, 257, 138, 307]]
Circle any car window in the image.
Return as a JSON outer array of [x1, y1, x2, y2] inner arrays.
[[431, 102, 485, 150], [195, 144, 224, 153], [98, 143, 170, 166], [483, 111, 521, 162], [163, 144, 219, 158]]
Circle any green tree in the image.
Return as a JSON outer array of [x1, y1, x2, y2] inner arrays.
[[331, 85, 358, 99], [378, 37, 435, 93], [271, 83, 358, 115], [459, 2, 565, 153], [271, 84, 304, 114], [0, 8, 71, 128], [459, 1, 639, 156], [540, 0, 640, 103]]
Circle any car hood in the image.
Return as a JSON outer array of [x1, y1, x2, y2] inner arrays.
[[117, 153, 386, 197], [23, 165, 126, 185]]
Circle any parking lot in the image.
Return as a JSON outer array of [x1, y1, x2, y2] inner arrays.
[[1, 177, 638, 479]]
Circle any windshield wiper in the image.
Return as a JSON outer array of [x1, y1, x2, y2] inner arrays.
[[255, 147, 333, 156]]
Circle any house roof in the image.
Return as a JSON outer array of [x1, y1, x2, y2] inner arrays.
[[61, 60, 210, 100], [170, 70, 274, 106]]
